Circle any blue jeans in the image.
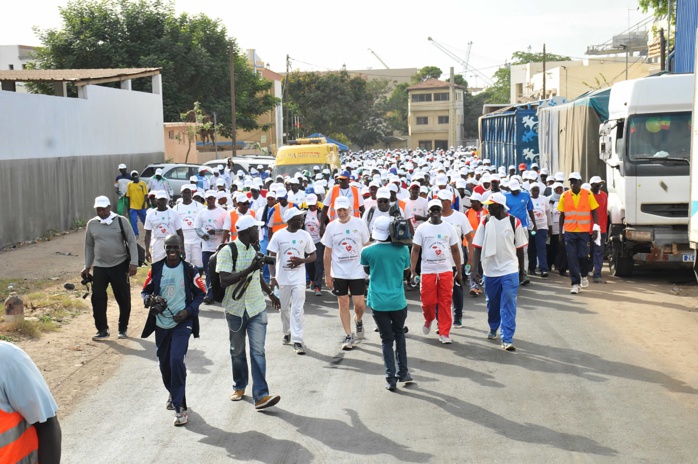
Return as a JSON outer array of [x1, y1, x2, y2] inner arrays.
[[202, 251, 215, 299], [372, 307, 408, 381], [154, 322, 193, 412], [259, 234, 270, 283], [590, 233, 606, 278], [565, 232, 590, 285], [225, 311, 269, 402], [484, 272, 519, 344], [452, 267, 464, 322], [527, 229, 549, 273], [129, 208, 147, 237]]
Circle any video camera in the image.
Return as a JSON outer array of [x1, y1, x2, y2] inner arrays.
[[255, 252, 275, 266], [144, 294, 169, 316]]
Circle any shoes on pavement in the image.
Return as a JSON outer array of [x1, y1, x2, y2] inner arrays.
[[230, 390, 245, 402], [355, 318, 364, 339], [341, 334, 355, 351], [487, 330, 497, 340], [385, 380, 397, 391], [403, 326, 409, 334], [470, 288, 481, 297], [502, 342, 516, 351], [453, 320, 463, 329], [540, 272, 549, 278], [255, 395, 281, 410], [570, 284, 581, 294], [422, 321, 432, 335], [374, 327, 379, 332], [92, 330, 109, 341], [174, 407, 188, 426], [117, 331, 128, 339], [399, 373, 414, 384], [166, 395, 174, 410], [559, 271, 568, 277], [439, 335, 453, 344], [593, 277, 606, 284], [581, 277, 589, 288], [293, 342, 306, 355], [203, 297, 212, 305], [520, 276, 531, 286], [314, 286, 322, 296], [282, 334, 291, 345]]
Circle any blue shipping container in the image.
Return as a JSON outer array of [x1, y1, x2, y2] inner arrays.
[[479, 105, 539, 168], [674, 0, 698, 73]]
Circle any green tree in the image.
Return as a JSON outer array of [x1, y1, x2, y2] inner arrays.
[[412, 66, 443, 83], [638, 0, 673, 18], [284, 70, 384, 146], [28, 0, 277, 137]]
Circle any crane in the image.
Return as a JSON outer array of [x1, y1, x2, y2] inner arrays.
[[427, 37, 492, 86], [367, 48, 390, 69]]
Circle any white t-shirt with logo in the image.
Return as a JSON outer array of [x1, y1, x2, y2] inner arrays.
[[413, 221, 458, 275], [441, 210, 473, 264], [194, 206, 228, 252], [267, 228, 316, 286], [530, 195, 552, 229], [472, 215, 529, 277], [145, 208, 183, 262], [173, 201, 203, 244], [404, 197, 429, 229], [321, 216, 370, 279], [304, 210, 322, 243]]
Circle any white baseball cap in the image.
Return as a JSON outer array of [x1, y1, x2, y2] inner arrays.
[[94, 195, 110, 208], [306, 194, 318, 206], [283, 206, 305, 222], [568, 172, 582, 181], [118, 163, 127, 170], [275, 188, 288, 198], [235, 215, 264, 232], [508, 179, 521, 191], [334, 196, 352, 210], [483, 192, 510, 210], [181, 184, 193, 192], [437, 189, 452, 201], [376, 188, 391, 200], [205, 190, 217, 198], [371, 216, 392, 241], [589, 176, 604, 184], [154, 191, 167, 200], [427, 199, 442, 209]]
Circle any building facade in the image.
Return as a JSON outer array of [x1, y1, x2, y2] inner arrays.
[[0, 45, 36, 93], [406, 78, 465, 150]]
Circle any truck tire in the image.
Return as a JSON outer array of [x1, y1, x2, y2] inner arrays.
[[609, 245, 634, 277]]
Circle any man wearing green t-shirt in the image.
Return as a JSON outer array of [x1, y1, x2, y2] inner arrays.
[[360, 216, 413, 391]]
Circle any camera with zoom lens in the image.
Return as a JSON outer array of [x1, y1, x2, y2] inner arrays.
[[144, 294, 169, 316], [81, 274, 93, 286], [255, 252, 275, 265]]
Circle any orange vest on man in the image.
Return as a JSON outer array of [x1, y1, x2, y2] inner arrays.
[[228, 209, 256, 241], [271, 202, 294, 233], [328, 185, 361, 220], [561, 189, 594, 233], [0, 410, 38, 464]]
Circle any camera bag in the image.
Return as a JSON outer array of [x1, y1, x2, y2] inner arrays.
[[209, 242, 238, 303]]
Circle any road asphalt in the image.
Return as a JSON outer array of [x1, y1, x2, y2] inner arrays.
[[61, 270, 698, 463]]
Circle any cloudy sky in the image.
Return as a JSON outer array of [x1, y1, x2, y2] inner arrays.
[[1, 0, 652, 82]]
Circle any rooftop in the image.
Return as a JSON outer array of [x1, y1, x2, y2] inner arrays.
[[406, 78, 465, 91], [0, 68, 161, 86]]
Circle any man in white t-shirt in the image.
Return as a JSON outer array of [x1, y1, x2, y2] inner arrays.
[[471, 192, 528, 351], [194, 190, 228, 303], [404, 182, 429, 230], [438, 189, 473, 329], [528, 183, 552, 277], [303, 194, 325, 296], [144, 191, 184, 264], [173, 185, 203, 270], [410, 199, 462, 345], [268, 207, 317, 355], [321, 196, 370, 350], [362, 187, 404, 238]]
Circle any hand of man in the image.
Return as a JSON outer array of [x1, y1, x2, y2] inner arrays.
[[202, 233, 210, 241], [288, 256, 304, 268], [269, 293, 281, 310], [455, 271, 463, 286], [80, 267, 91, 280], [173, 309, 188, 323], [592, 230, 599, 242], [128, 265, 137, 276], [325, 274, 334, 290], [409, 272, 419, 286], [145, 250, 152, 263]]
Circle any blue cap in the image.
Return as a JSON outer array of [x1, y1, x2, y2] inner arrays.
[[339, 170, 351, 179], [305, 186, 315, 194]]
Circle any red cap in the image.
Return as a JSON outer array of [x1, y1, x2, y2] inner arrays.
[[518, 163, 527, 170]]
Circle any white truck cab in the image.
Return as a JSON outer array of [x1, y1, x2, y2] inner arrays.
[[599, 73, 693, 276]]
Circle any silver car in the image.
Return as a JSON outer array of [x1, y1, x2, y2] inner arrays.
[[139, 163, 212, 200]]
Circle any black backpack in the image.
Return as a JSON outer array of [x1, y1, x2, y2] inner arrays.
[[208, 242, 238, 303]]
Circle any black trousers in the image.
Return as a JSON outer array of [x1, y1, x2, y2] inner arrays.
[[91, 259, 131, 332], [547, 234, 568, 273]]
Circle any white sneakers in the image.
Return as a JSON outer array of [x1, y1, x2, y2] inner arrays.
[[580, 277, 589, 288], [570, 284, 581, 294], [439, 335, 453, 344]]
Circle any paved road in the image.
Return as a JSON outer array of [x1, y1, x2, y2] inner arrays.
[[61, 270, 698, 463]]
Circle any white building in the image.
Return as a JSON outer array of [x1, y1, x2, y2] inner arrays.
[[0, 45, 37, 92]]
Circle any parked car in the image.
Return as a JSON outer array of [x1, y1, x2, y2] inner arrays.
[[139, 163, 211, 200], [203, 155, 275, 177]]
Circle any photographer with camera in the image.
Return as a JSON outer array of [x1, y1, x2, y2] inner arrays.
[[82, 195, 138, 341], [217, 216, 282, 410], [141, 234, 206, 426]]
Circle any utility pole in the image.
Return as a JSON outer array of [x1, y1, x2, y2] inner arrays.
[[667, 0, 673, 71], [449, 67, 456, 148], [213, 112, 218, 159], [284, 54, 290, 144], [230, 46, 237, 157], [542, 44, 546, 100]]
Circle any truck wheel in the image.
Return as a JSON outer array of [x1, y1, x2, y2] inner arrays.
[[609, 246, 634, 277]]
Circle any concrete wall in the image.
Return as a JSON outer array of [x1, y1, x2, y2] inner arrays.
[[0, 84, 164, 246]]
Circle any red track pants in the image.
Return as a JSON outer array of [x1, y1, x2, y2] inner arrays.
[[420, 271, 454, 337]]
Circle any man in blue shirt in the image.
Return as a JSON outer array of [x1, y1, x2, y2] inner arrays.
[[360, 216, 413, 391], [505, 179, 536, 285]]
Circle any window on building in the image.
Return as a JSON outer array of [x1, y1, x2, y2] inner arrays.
[[168, 130, 174, 139], [434, 140, 449, 150], [21, 64, 26, 70], [418, 140, 433, 150], [416, 117, 428, 125], [8, 64, 14, 70], [434, 92, 449, 101], [516, 83, 523, 97], [411, 93, 432, 102], [438, 116, 449, 124]]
